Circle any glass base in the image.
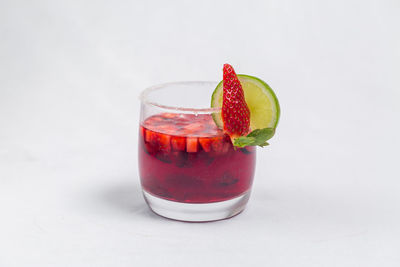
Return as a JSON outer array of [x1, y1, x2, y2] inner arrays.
[[142, 190, 251, 222]]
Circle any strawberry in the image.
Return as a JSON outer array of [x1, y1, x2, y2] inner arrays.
[[171, 136, 186, 151], [211, 136, 223, 152], [158, 133, 171, 152], [145, 129, 156, 143], [199, 137, 212, 152], [221, 135, 231, 153], [186, 137, 198, 152], [222, 64, 250, 139], [140, 126, 146, 138]]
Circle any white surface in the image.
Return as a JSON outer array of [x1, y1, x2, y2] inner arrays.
[[1, 0, 400, 266]]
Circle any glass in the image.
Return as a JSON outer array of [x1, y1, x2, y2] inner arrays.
[[138, 82, 256, 222]]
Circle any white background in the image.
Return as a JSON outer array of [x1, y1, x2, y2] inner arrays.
[[1, 0, 399, 266]]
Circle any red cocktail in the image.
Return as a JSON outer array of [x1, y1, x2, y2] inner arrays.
[[138, 81, 257, 221], [139, 113, 256, 204], [139, 64, 280, 221]]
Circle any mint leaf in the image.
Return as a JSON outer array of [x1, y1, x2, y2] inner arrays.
[[233, 136, 256, 148], [233, 128, 275, 148], [258, 141, 270, 147], [247, 128, 275, 142]]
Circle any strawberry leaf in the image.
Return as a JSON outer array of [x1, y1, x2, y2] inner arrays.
[[233, 128, 275, 148]]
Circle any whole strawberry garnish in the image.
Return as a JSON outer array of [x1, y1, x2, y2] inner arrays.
[[222, 64, 251, 139]]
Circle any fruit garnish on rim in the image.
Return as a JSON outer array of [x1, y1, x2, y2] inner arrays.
[[211, 64, 280, 148]]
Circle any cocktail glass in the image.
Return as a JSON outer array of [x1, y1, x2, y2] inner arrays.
[[139, 82, 256, 222]]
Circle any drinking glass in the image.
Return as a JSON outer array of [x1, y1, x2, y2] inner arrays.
[[139, 81, 256, 221]]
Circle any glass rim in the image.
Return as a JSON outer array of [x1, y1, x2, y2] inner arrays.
[[139, 81, 222, 113]]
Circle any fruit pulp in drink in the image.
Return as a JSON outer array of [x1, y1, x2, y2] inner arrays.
[[139, 113, 256, 203]]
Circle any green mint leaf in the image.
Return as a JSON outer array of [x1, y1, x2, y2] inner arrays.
[[233, 136, 256, 148], [247, 128, 275, 140], [233, 128, 275, 148], [258, 141, 270, 147]]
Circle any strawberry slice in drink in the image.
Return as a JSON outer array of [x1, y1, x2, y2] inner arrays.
[[199, 137, 212, 152], [211, 136, 223, 152], [186, 137, 198, 153], [158, 133, 171, 153], [171, 136, 186, 151]]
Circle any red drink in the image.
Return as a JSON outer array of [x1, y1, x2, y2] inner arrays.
[[139, 113, 256, 203]]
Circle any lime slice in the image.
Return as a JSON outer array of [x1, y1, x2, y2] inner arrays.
[[211, 74, 280, 130]]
